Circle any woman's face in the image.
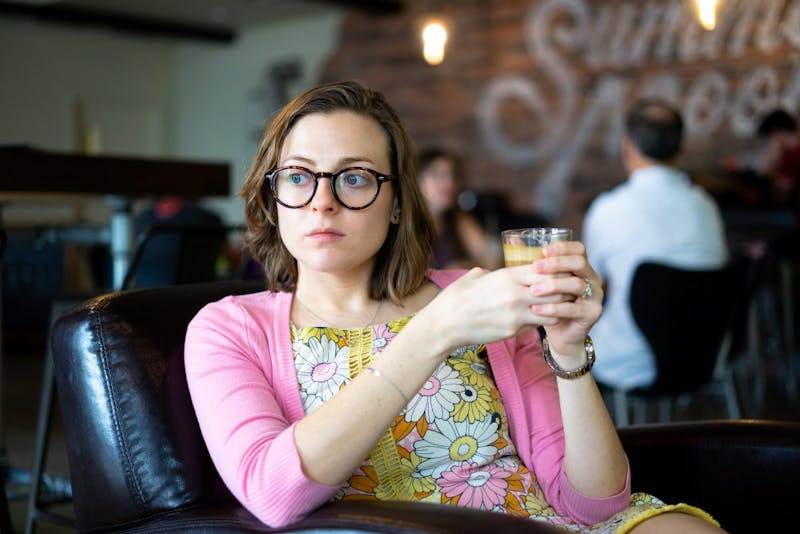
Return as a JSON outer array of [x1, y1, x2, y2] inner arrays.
[[419, 156, 460, 215], [276, 110, 394, 279]]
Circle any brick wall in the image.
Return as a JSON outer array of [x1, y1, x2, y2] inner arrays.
[[322, 0, 800, 234]]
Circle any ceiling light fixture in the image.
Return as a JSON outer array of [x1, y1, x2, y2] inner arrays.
[[693, 0, 721, 31], [421, 17, 448, 65]]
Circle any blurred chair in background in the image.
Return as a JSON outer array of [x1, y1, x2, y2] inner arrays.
[[0, 228, 12, 534], [610, 259, 751, 426], [131, 196, 236, 287]]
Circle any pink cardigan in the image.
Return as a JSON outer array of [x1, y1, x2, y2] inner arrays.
[[185, 269, 630, 527]]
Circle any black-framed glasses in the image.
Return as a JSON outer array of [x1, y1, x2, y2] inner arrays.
[[265, 165, 395, 210]]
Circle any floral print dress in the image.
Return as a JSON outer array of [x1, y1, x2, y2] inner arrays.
[[291, 316, 718, 533]]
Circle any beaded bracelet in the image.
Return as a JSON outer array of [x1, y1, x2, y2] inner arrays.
[[364, 366, 410, 404], [541, 335, 596, 379]]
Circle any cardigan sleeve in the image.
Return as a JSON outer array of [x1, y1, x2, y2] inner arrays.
[[511, 329, 631, 525], [184, 297, 339, 527]]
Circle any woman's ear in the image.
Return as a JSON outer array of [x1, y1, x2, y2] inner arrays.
[[390, 197, 401, 224]]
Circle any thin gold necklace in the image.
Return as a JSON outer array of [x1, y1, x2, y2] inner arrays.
[[294, 296, 383, 328]]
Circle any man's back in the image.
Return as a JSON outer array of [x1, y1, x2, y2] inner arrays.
[[583, 165, 728, 389]]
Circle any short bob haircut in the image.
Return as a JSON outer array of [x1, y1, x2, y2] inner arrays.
[[240, 80, 435, 303]]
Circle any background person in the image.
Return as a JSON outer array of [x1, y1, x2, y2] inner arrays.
[[756, 109, 800, 215], [185, 81, 724, 533], [582, 98, 729, 391], [418, 146, 502, 269]]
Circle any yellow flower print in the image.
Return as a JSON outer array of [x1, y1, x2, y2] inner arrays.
[[525, 488, 557, 518], [399, 451, 436, 494], [631, 492, 664, 506], [292, 324, 345, 345], [451, 384, 493, 423], [387, 315, 412, 334], [450, 345, 492, 389]]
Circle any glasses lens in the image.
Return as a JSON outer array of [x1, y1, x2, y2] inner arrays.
[[334, 169, 380, 208], [273, 168, 315, 207]]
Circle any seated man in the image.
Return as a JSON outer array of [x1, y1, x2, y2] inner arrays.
[[582, 99, 729, 390]]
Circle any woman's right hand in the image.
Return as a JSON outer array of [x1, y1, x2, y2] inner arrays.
[[424, 266, 566, 353]]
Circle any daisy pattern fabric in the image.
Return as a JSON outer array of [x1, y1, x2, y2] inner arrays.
[[290, 318, 715, 533]]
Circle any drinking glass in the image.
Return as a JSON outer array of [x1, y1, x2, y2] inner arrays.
[[501, 228, 573, 267]]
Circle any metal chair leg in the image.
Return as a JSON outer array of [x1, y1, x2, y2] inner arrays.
[[613, 389, 630, 427], [723, 374, 741, 420], [24, 304, 75, 534], [1, 463, 13, 534], [780, 260, 797, 399], [657, 397, 672, 422]]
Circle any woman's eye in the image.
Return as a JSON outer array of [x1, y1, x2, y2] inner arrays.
[[342, 173, 367, 186], [287, 173, 309, 185]]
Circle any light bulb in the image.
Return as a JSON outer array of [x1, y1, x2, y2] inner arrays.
[[422, 20, 448, 65], [695, 0, 719, 31]]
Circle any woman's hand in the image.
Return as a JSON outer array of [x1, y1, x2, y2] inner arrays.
[[530, 241, 603, 361], [426, 265, 570, 353]]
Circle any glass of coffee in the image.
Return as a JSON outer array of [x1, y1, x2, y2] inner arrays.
[[501, 228, 573, 267]]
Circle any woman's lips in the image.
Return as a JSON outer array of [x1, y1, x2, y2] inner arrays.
[[308, 228, 343, 242]]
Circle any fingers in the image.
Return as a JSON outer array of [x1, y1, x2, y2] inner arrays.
[[532, 274, 604, 303], [531, 298, 603, 327]]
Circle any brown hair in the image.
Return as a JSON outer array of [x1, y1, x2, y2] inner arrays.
[[418, 146, 465, 185], [240, 80, 434, 303]]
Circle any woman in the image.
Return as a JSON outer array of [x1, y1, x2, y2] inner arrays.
[[185, 81, 724, 533], [418, 147, 501, 269]]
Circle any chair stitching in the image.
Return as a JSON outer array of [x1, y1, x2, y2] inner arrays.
[[88, 297, 149, 512]]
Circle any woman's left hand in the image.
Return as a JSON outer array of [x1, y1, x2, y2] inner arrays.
[[530, 240, 603, 361]]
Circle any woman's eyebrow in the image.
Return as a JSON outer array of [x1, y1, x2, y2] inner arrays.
[[282, 155, 377, 166]]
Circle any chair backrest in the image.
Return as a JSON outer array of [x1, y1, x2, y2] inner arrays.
[[123, 224, 232, 289], [629, 259, 749, 394], [619, 419, 800, 533], [51, 280, 264, 532]]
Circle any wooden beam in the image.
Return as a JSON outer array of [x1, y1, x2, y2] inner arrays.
[[0, 1, 235, 44]]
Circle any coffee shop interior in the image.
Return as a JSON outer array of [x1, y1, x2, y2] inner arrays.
[[1, 0, 798, 532]]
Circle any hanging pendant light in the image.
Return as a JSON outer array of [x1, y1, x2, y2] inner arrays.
[[694, 0, 721, 31], [421, 17, 448, 65]]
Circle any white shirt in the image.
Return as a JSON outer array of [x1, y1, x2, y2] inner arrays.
[[582, 165, 729, 389]]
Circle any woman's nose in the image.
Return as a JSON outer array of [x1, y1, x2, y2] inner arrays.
[[309, 177, 338, 212]]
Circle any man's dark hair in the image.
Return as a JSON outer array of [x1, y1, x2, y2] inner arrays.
[[625, 99, 684, 162], [756, 109, 797, 138]]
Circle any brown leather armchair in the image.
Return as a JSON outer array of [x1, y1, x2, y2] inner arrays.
[[50, 281, 799, 533]]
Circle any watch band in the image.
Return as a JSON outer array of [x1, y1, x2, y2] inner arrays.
[[542, 335, 596, 379]]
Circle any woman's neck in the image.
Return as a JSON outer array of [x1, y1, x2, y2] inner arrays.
[[294, 269, 375, 315]]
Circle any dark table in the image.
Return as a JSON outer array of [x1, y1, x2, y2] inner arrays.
[[0, 145, 230, 288]]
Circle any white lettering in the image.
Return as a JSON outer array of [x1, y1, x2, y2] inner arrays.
[[477, 0, 800, 216], [731, 66, 781, 135], [534, 77, 627, 218], [684, 71, 729, 136], [478, 76, 557, 166], [757, 0, 785, 54], [782, 0, 800, 47]]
